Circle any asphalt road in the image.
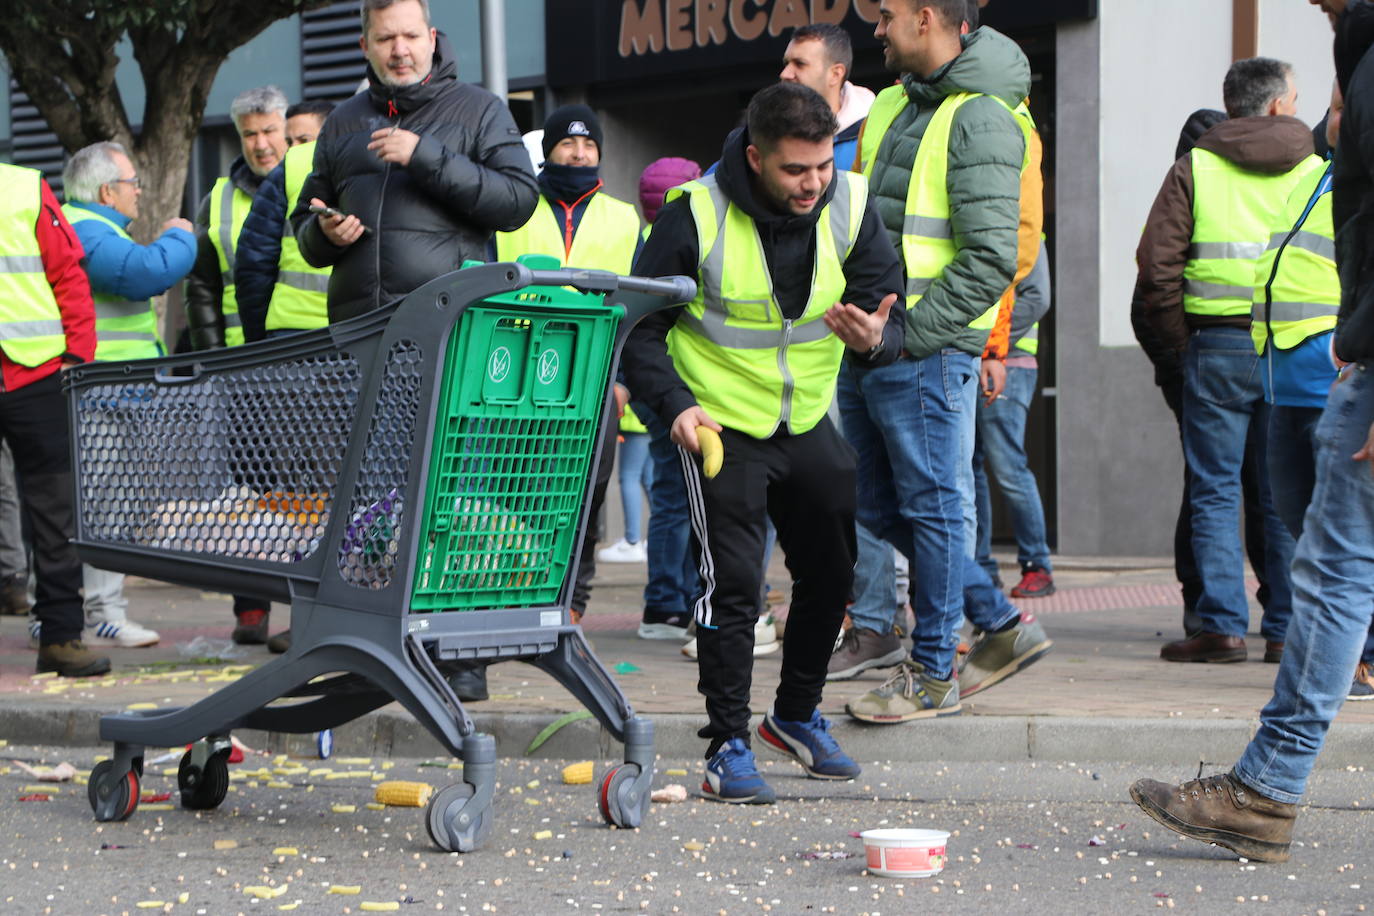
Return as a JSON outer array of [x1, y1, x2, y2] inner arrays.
[[2, 746, 1371, 915]]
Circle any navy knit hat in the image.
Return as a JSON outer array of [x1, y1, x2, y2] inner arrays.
[[542, 104, 603, 158]]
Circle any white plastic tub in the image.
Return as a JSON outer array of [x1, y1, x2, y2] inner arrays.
[[860, 828, 950, 878]]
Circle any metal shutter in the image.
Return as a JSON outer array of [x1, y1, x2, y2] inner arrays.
[[7, 79, 65, 189], [302, 2, 368, 101]]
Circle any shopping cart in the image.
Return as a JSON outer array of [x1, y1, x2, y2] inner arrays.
[[65, 258, 695, 851]]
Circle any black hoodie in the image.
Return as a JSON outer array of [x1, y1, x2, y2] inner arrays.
[[291, 32, 538, 322], [622, 126, 905, 432]]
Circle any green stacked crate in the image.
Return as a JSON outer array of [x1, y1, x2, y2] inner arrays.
[[412, 261, 622, 611]]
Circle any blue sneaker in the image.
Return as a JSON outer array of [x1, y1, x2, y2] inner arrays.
[[757, 710, 861, 780], [701, 737, 776, 804]]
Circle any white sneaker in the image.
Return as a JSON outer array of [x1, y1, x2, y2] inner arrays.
[[85, 616, 160, 648], [682, 614, 779, 659], [597, 538, 647, 564], [27, 614, 39, 650]]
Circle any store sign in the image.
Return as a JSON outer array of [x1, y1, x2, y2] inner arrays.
[[547, 0, 1096, 87], [618, 0, 882, 57]]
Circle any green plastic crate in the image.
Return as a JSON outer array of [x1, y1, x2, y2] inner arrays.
[[411, 275, 622, 611]]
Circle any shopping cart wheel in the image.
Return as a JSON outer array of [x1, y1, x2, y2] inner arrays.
[[178, 748, 230, 810], [88, 760, 140, 822], [598, 763, 649, 829], [425, 782, 493, 853]]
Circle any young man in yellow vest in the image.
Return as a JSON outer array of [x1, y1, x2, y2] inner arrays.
[[236, 99, 334, 348], [838, 0, 1052, 724], [624, 82, 905, 803], [60, 141, 197, 650], [1139, 58, 1317, 664], [0, 162, 108, 677], [185, 85, 289, 646]]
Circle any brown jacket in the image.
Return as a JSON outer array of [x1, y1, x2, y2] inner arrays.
[[1137, 116, 1314, 354]]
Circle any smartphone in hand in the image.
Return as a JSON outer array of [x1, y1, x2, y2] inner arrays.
[[309, 203, 373, 235]]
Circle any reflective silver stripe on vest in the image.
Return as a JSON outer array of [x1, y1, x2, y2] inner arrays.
[[218, 179, 237, 285], [1185, 278, 1253, 300], [907, 277, 934, 298], [1266, 229, 1335, 262], [224, 312, 243, 329], [1250, 300, 1341, 323], [0, 320, 65, 339], [903, 214, 952, 239], [0, 255, 44, 273], [97, 330, 158, 342], [1022, 324, 1039, 340], [279, 270, 330, 293], [94, 300, 149, 320], [690, 177, 854, 349], [1188, 241, 1264, 260]]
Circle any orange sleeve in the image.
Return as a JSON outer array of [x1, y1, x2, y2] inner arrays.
[[983, 127, 1045, 359]]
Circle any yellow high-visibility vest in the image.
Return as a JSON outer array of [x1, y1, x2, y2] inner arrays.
[[495, 191, 640, 274], [664, 171, 866, 439], [60, 204, 162, 361], [1184, 148, 1318, 319], [857, 86, 1031, 336], [1251, 159, 1337, 354], [266, 141, 331, 333], [0, 164, 68, 367], [207, 176, 254, 346]]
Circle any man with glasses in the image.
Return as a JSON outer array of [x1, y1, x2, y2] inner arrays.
[[60, 141, 196, 650]]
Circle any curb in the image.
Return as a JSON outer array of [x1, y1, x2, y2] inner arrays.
[[8, 704, 1374, 770]]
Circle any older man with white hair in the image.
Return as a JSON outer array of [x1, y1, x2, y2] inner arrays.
[[60, 141, 195, 649]]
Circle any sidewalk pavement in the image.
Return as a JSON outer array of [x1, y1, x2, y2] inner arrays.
[[2, 555, 1371, 769]]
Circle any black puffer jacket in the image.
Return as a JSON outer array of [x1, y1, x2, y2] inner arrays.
[[290, 32, 538, 322], [1333, 1, 1374, 362]]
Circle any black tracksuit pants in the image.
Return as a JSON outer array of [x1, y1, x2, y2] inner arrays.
[[684, 416, 856, 748], [0, 373, 84, 644]]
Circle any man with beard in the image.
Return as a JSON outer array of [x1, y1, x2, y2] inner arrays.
[[623, 82, 904, 803], [290, 0, 538, 322]]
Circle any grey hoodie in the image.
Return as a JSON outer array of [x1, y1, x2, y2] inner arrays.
[[867, 26, 1031, 359]]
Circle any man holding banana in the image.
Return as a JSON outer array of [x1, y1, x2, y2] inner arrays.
[[623, 82, 904, 804]]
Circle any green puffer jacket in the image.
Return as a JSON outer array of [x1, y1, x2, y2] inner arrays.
[[868, 27, 1030, 359]]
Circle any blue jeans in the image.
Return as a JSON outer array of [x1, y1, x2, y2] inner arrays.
[[1233, 365, 1374, 802], [1268, 403, 1374, 665], [1181, 327, 1294, 641], [837, 352, 1017, 679], [615, 431, 653, 544], [848, 521, 899, 633], [633, 402, 699, 616], [974, 365, 1052, 576]]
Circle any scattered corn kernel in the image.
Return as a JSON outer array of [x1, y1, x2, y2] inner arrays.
[[562, 761, 594, 785]]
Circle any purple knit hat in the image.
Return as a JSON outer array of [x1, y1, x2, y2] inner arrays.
[[638, 157, 702, 224]]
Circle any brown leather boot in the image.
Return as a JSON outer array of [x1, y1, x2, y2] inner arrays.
[[1130, 771, 1296, 862], [36, 640, 112, 678], [1160, 632, 1247, 662]]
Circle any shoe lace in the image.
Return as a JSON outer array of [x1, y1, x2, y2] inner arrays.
[[875, 661, 919, 699], [715, 742, 758, 779], [802, 715, 843, 757], [1178, 765, 1239, 801]]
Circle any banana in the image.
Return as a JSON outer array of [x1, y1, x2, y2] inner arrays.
[[696, 426, 724, 479]]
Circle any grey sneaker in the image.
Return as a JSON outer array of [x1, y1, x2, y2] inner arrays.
[[826, 627, 906, 681], [958, 612, 1052, 698], [845, 659, 961, 723]]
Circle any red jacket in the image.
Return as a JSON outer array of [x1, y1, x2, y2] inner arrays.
[[3, 179, 95, 392]]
